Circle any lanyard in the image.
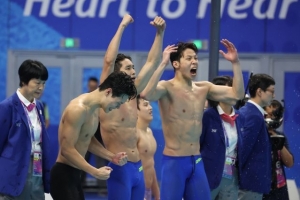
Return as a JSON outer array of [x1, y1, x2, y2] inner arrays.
[[21, 102, 42, 143], [221, 121, 230, 148], [221, 120, 237, 158]]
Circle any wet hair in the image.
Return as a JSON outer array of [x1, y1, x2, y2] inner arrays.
[[114, 53, 132, 72], [248, 74, 275, 98], [170, 42, 198, 70], [208, 76, 233, 108], [18, 59, 48, 87], [99, 71, 137, 100], [88, 77, 98, 83]]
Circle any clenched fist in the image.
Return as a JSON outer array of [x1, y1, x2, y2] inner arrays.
[[150, 16, 166, 33], [93, 166, 112, 180], [121, 14, 134, 27]]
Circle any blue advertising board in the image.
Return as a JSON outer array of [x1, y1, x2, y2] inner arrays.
[[6, 0, 300, 52]]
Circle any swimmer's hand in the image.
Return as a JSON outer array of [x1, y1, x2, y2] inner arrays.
[[93, 166, 112, 180], [161, 45, 178, 65], [150, 16, 166, 33], [111, 152, 128, 166], [121, 14, 134, 27], [219, 39, 239, 63]]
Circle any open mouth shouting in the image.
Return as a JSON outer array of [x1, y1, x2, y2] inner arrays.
[[190, 68, 197, 76]]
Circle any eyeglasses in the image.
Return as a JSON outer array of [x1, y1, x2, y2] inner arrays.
[[265, 89, 275, 95]]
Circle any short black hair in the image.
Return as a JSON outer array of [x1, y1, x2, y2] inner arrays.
[[18, 59, 48, 87], [99, 71, 137, 100], [88, 77, 98, 83], [208, 76, 233, 108], [114, 53, 132, 72], [249, 74, 275, 98], [269, 99, 284, 120], [170, 42, 198, 70]]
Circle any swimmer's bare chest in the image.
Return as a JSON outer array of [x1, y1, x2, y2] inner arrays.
[[138, 130, 157, 158], [79, 113, 99, 140], [101, 99, 138, 130], [160, 83, 207, 123]]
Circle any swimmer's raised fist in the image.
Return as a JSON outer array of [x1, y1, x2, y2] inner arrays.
[[121, 14, 134, 27], [150, 16, 166, 33]]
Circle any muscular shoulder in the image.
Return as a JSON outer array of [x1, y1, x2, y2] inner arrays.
[[146, 127, 153, 135], [63, 103, 87, 122], [195, 81, 212, 88], [158, 80, 170, 88]]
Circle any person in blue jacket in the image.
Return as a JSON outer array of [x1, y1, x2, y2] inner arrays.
[[201, 75, 245, 200], [0, 59, 52, 200], [238, 73, 275, 200]]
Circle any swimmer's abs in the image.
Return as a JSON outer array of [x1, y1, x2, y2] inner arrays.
[[107, 144, 140, 162], [163, 142, 201, 156]]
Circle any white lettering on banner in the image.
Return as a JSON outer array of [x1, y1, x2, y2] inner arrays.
[[162, 0, 186, 19], [147, 0, 158, 18], [76, 0, 98, 18], [253, 0, 277, 19], [23, 0, 298, 19], [228, 0, 252, 19], [52, 0, 74, 17], [24, 0, 50, 17], [99, 0, 116, 18], [196, 0, 298, 19], [119, 0, 130, 17], [280, 0, 298, 19]]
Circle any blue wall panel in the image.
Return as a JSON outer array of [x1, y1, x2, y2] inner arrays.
[[284, 72, 300, 187], [82, 68, 102, 93], [0, 0, 9, 101], [40, 67, 62, 125]]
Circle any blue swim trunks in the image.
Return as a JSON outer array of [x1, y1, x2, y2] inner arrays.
[[107, 160, 145, 200], [160, 155, 210, 200]]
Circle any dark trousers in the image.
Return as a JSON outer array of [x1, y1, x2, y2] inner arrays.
[[50, 162, 84, 200]]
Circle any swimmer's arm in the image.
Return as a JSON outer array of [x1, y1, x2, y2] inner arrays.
[[207, 39, 244, 102], [88, 136, 114, 162], [99, 14, 133, 84], [141, 80, 167, 102], [220, 39, 244, 101], [200, 81, 240, 104], [206, 76, 243, 103], [60, 109, 98, 175], [151, 167, 160, 200], [140, 45, 177, 101], [134, 17, 166, 94], [148, 128, 160, 199]]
